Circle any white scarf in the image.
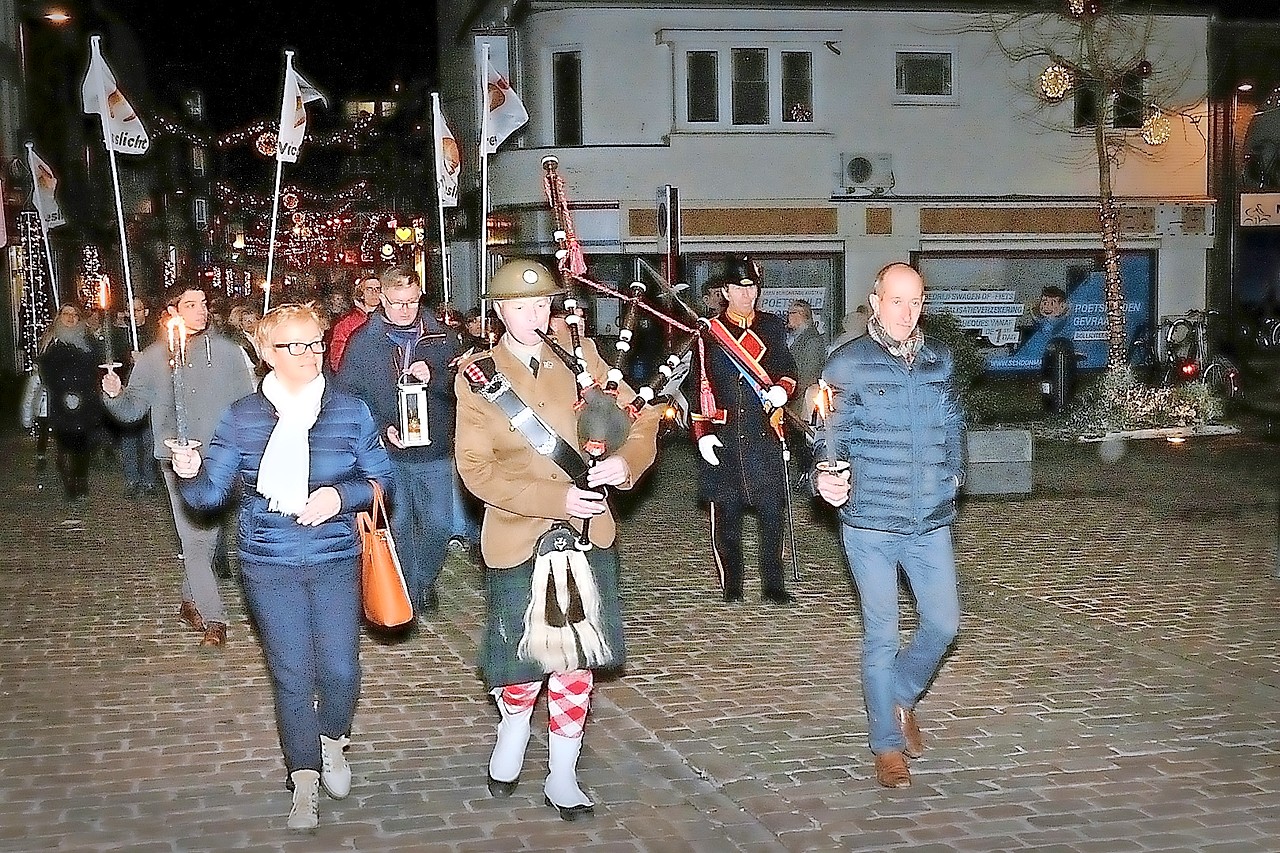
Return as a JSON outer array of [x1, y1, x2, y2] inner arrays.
[[257, 372, 325, 516]]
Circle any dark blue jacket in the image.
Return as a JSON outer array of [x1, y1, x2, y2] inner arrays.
[[333, 310, 459, 463], [816, 334, 965, 535], [179, 384, 393, 568]]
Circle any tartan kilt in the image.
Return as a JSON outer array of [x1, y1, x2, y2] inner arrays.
[[478, 544, 626, 690]]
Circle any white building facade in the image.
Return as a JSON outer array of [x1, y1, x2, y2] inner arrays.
[[439, 1, 1212, 365]]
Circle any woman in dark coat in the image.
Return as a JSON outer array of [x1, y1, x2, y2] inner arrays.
[[171, 303, 392, 832], [37, 304, 104, 502]]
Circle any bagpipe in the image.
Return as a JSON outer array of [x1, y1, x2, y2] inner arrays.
[[538, 155, 801, 574]]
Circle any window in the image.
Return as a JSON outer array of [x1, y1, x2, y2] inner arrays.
[[661, 29, 834, 130], [687, 51, 719, 123], [896, 49, 957, 103], [1075, 71, 1145, 130], [552, 51, 583, 145], [782, 52, 813, 122], [732, 48, 769, 125]]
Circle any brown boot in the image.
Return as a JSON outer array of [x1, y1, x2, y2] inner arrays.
[[178, 601, 205, 633], [874, 751, 911, 788], [199, 622, 226, 648], [894, 705, 924, 758]]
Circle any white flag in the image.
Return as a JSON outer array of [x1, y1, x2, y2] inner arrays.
[[482, 56, 528, 155], [0, 175, 7, 247], [81, 36, 150, 155], [432, 94, 460, 208], [27, 145, 66, 231], [277, 60, 327, 164]]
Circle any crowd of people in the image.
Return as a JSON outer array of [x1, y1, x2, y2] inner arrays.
[[17, 256, 967, 827]]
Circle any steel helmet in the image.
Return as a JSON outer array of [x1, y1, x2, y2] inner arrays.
[[487, 259, 563, 300]]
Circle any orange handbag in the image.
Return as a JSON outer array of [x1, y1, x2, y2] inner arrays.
[[357, 481, 413, 627]]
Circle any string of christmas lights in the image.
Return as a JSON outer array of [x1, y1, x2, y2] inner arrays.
[[18, 211, 55, 372], [78, 245, 103, 310], [152, 111, 379, 152], [214, 180, 372, 211]]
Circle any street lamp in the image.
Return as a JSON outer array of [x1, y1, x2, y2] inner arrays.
[[1228, 81, 1254, 334]]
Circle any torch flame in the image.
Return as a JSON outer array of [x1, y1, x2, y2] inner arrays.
[[814, 379, 833, 421], [166, 315, 188, 363], [97, 276, 110, 311]]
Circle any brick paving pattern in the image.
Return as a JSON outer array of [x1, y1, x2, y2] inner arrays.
[[0, 423, 1276, 852]]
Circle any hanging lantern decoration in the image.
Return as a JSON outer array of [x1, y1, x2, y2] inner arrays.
[[1039, 64, 1073, 101], [255, 130, 278, 158], [282, 190, 300, 211], [1141, 107, 1171, 146], [1136, 59, 1153, 78]]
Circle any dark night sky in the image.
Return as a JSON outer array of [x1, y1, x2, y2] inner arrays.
[[101, 0, 439, 127]]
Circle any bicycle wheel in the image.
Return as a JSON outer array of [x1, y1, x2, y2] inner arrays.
[[1203, 360, 1241, 399]]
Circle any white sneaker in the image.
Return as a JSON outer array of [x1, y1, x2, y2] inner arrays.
[[320, 735, 351, 799], [287, 769, 320, 831]]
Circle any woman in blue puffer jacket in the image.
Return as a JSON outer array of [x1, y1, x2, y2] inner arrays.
[[171, 303, 392, 832]]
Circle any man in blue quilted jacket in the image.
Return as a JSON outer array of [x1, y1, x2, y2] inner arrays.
[[814, 262, 965, 790]]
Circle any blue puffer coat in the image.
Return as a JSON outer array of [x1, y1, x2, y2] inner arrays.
[[179, 384, 393, 568], [816, 334, 966, 535]]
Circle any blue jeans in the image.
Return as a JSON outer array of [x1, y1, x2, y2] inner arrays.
[[841, 525, 960, 754], [119, 418, 157, 489], [241, 558, 361, 777], [389, 455, 453, 609]]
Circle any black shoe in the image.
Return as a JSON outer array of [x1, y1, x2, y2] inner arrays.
[[544, 795, 594, 821], [762, 589, 795, 606], [487, 775, 519, 797], [723, 590, 744, 604]]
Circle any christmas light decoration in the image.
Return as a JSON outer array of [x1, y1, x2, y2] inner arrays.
[[17, 211, 55, 371], [1141, 107, 1171, 145], [1039, 64, 1073, 101], [78, 245, 103, 310]]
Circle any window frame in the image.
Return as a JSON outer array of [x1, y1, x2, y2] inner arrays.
[[1073, 71, 1147, 131], [892, 45, 958, 106], [551, 49, 584, 146], [662, 29, 833, 132]]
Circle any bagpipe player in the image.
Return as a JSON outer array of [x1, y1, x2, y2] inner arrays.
[[453, 259, 663, 821]]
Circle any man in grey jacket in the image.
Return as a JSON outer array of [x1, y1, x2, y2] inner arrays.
[[814, 262, 965, 789], [102, 284, 256, 647]]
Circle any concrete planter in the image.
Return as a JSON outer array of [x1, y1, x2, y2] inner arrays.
[[964, 428, 1033, 495]]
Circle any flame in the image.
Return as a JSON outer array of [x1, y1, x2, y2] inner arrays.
[[814, 379, 833, 422], [166, 315, 188, 362], [97, 276, 110, 311]]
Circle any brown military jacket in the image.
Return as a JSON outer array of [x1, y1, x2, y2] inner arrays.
[[454, 330, 662, 569]]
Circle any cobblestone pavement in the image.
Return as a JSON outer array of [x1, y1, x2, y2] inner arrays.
[[0, 421, 1276, 852]]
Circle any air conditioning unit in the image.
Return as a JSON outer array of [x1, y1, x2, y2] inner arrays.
[[840, 152, 894, 194]]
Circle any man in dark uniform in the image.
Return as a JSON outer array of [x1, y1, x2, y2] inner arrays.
[[693, 255, 798, 605]]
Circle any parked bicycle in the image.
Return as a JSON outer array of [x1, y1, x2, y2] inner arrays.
[[1160, 309, 1242, 399]]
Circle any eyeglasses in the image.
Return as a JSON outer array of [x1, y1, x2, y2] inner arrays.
[[361, 285, 382, 293], [273, 340, 327, 356], [383, 298, 420, 310]]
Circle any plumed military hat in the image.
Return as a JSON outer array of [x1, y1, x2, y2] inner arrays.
[[717, 255, 762, 288]]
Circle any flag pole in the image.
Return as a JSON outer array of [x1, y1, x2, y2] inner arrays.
[[263, 50, 294, 315], [24, 143, 60, 301], [88, 36, 139, 351], [430, 93, 453, 305], [478, 44, 491, 339]]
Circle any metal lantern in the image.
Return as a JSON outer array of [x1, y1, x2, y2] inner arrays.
[[397, 381, 431, 446]]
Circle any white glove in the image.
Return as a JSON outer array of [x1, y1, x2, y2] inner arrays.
[[765, 384, 789, 409], [698, 434, 723, 466]]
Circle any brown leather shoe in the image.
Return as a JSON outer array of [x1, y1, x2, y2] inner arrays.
[[895, 705, 924, 758], [178, 601, 205, 633], [199, 622, 226, 648], [874, 751, 911, 788]]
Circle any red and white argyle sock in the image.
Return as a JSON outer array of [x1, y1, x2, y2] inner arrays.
[[546, 669, 593, 739], [499, 680, 542, 714]]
